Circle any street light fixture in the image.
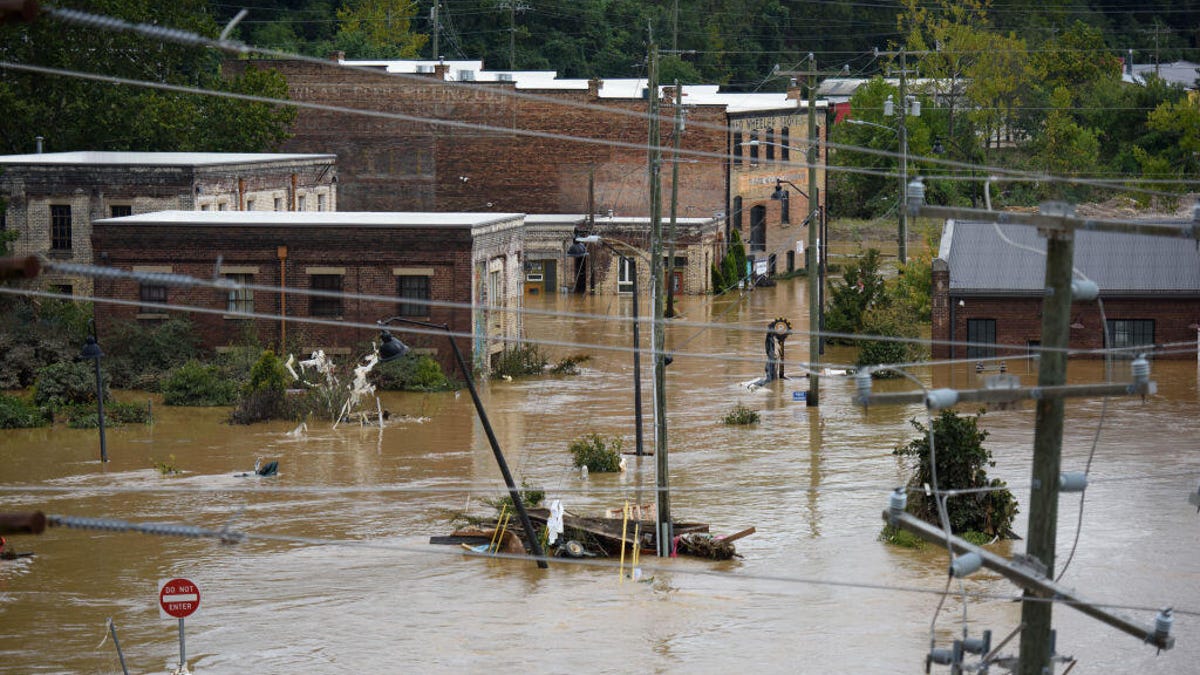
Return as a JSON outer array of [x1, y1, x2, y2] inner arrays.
[[568, 235, 645, 457], [375, 316, 548, 569], [771, 178, 822, 407], [78, 320, 107, 463]]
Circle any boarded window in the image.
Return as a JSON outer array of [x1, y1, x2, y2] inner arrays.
[[310, 274, 343, 317], [966, 319, 997, 359], [732, 132, 743, 166], [781, 128, 790, 161], [396, 275, 430, 317]]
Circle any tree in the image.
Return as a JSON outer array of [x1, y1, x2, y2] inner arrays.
[[824, 248, 886, 341], [1037, 87, 1102, 201], [0, 0, 294, 154], [334, 0, 428, 59], [894, 409, 1018, 539]]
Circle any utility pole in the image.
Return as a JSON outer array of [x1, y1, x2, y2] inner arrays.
[[666, 79, 682, 320], [430, 2, 439, 60], [805, 54, 821, 407], [647, 42, 672, 557], [1018, 223, 1074, 675], [671, 0, 678, 52], [874, 46, 929, 263]]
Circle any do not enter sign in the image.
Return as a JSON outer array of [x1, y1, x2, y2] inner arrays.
[[159, 578, 200, 619]]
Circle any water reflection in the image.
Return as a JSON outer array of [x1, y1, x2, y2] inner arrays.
[[0, 278, 1197, 672]]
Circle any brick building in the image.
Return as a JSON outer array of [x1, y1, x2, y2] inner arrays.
[[0, 151, 337, 295], [931, 220, 1200, 360], [224, 58, 829, 289], [92, 211, 525, 375]]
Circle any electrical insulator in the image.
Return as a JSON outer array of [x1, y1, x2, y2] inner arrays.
[[884, 94, 895, 117], [925, 388, 958, 410], [961, 630, 991, 656], [1131, 354, 1150, 389], [855, 369, 873, 406], [1059, 471, 1088, 492], [1070, 279, 1099, 301], [926, 646, 956, 671], [908, 97, 921, 117], [950, 551, 983, 578], [1155, 607, 1173, 642], [906, 178, 926, 213]]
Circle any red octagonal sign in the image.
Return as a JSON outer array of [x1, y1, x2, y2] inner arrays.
[[159, 578, 200, 619]]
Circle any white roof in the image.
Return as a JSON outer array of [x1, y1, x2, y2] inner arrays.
[[524, 214, 588, 225], [1125, 61, 1200, 89], [95, 210, 523, 228], [0, 151, 335, 166]]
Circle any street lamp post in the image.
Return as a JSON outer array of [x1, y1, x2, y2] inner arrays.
[[771, 178, 821, 407], [567, 235, 645, 457], [375, 316, 548, 569], [78, 320, 107, 463]]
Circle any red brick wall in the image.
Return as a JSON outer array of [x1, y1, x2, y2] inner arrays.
[[225, 61, 728, 219], [93, 223, 477, 375]]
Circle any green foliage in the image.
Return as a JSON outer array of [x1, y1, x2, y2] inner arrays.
[[491, 344, 548, 379], [150, 454, 180, 475], [484, 481, 546, 514], [0, 393, 49, 429], [856, 304, 923, 374], [568, 433, 623, 473], [333, 0, 428, 59], [878, 524, 925, 549], [893, 410, 1019, 539], [102, 318, 200, 391], [33, 361, 106, 410], [162, 360, 238, 406], [0, 1, 293, 154], [549, 354, 590, 375], [824, 248, 887, 341], [721, 402, 760, 425], [0, 297, 92, 389], [230, 350, 293, 424], [712, 229, 749, 294], [372, 353, 455, 391], [64, 400, 152, 428]]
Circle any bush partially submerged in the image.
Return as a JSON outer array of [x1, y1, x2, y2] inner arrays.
[[102, 318, 199, 391], [372, 353, 455, 391], [549, 354, 590, 375], [63, 400, 152, 428], [721, 402, 760, 425], [492, 344, 548, 379], [0, 393, 49, 429], [229, 350, 294, 424], [33, 361, 107, 410], [162, 360, 238, 406], [569, 433, 623, 472]]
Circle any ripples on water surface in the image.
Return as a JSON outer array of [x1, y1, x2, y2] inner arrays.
[[1, 281, 1197, 673]]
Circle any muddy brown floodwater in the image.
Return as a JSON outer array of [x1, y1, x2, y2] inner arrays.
[[1, 278, 1198, 673]]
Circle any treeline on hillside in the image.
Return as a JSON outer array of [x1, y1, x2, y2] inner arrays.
[[211, 0, 1200, 88], [830, 4, 1199, 216]]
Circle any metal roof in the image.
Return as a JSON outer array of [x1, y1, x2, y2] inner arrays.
[[0, 151, 336, 167], [95, 210, 523, 228], [940, 220, 1200, 295]]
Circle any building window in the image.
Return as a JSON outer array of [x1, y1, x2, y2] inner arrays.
[[274, 197, 283, 211], [245, 199, 255, 211], [733, 132, 743, 167], [966, 318, 997, 359], [1105, 319, 1154, 353], [749, 131, 759, 164], [397, 275, 430, 317], [317, 194, 327, 212], [732, 196, 743, 232], [201, 204, 210, 211], [297, 195, 306, 211], [780, 191, 790, 224], [225, 273, 254, 314], [52, 283, 72, 297], [50, 204, 71, 250], [218, 202, 227, 211], [310, 274, 343, 317], [749, 205, 767, 253], [781, 128, 790, 161], [140, 283, 167, 306], [765, 129, 775, 161], [617, 256, 634, 294], [1, 208, 6, 230], [110, 205, 132, 218]]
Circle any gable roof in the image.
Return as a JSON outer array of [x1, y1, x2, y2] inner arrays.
[[938, 220, 1200, 295]]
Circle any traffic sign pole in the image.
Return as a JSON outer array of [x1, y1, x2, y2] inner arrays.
[[179, 618, 186, 672], [159, 578, 199, 674]]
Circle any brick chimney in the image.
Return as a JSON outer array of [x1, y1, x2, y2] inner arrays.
[[662, 85, 677, 105], [587, 77, 603, 101], [434, 63, 450, 80], [329, 50, 345, 62], [786, 77, 802, 101]]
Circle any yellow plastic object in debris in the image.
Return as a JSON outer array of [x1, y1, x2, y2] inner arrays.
[[489, 504, 511, 554]]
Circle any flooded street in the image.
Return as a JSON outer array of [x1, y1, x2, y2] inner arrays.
[[2, 278, 1198, 673]]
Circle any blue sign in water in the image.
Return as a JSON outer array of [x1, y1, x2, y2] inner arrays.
[[792, 391, 807, 402]]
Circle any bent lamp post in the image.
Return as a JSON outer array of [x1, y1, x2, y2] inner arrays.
[[771, 178, 821, 407], [376, 316, 548, 569], [78, 322, 108, 463], [567, 236, 646, 457]]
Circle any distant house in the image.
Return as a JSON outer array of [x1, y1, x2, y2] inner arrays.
[[931, 220, 1200, 360], [0, 151, 337, 295], [92, 211, 525, 375]]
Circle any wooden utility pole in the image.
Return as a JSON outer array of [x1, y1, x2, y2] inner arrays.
[[666, 79, 682, 319], [1018, 225, 1074, 674], [430, 3, 439, 60], [873, 47, 929, 263], [805, 54, 821, 406], [647, 42, 672, 557]]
